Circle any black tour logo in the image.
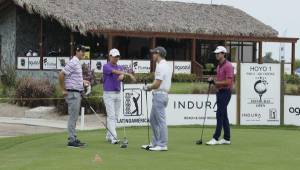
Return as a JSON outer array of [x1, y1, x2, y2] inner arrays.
[[21, 59, 26, 67], [96, 61, 102, 70], [124, 90, 142, 116], [60, 59, 66, 67]]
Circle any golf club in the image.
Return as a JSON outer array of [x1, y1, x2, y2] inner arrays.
[[196, 82, 212, 145], [81, 90, 126, 148], [144, 81, 151, 150], [120, 81, 128, 148]]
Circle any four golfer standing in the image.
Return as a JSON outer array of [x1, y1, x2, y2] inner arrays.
[[59, 45, 90, 148], [142, 47, 172, 151], [59, 45, 232, 149], [206, 46, 234, 145], [103, 49, 135, 144]]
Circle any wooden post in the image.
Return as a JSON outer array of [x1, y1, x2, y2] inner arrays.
[[291, 42, 296, 75], [258, 41, 263, 64], [108, 33, 113, 53], [39, 17, 43, 70], [150, 37, 156, 72], [236, 60, 241, 125], [70, 32, 74, 57], [191, 38, 196, 73]]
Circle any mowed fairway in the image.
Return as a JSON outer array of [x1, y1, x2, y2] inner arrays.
[[0, 126, 299, 170]]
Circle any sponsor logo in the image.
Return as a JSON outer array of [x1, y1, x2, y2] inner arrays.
[[123, 90, 142, 116], [289, 107, 300, 116], [21, 59, 26, 67], [173, 100, 216, 111], [174, 65, 191, 71], [268, 108, 278, 121], [242, 113, 262, 121], [60, 59, 66, 67], [96, 61, 102, 70], [43, 58, 56, 68], [28, 60, 39, 66]]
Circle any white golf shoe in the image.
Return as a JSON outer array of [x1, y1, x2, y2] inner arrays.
[[206, 138, 218, 145], [149, 146, 168, 151], [111, 139, 120, 144], [218, 139, 231, 145], [141, 144, 154, 150]]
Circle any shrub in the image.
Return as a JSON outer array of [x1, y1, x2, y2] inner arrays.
[[14, 78, 55, 107], [285, 74, 300, 84], [172, 74, 199, 82]]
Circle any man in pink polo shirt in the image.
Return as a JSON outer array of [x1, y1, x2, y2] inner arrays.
[[206, 46, 234, 145]]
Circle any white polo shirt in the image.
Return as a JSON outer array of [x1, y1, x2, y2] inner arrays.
[[154, 59, 172, 92]]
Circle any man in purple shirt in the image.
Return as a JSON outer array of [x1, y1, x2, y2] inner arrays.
[[206, 46, 234, 145], [103, 48, 135, 144], [59, 45, 90, 148]]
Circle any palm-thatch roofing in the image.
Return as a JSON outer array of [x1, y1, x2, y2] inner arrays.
[[7, 0, 278, 37]]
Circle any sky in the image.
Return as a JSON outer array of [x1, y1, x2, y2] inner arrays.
[[162, 0, 300, 61]]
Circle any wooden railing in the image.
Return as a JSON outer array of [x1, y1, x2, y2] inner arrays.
[[192, 61, 203, 79]]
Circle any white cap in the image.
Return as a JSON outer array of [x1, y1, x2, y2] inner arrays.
[[109, 48, 120, 57], [214, 46, 227, 53]]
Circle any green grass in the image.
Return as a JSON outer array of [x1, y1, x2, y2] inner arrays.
[[0, 126, 299, 170]]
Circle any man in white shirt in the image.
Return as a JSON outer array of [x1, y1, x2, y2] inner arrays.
[[142, 46, 172, 151]]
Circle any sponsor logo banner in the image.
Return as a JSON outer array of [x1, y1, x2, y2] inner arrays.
[[57, 57, 70, 70], [43, 57, 57, 70], [240, 63, 281, 125], [284, 95, 300, 126], [91, 60, 107, 73], [173, 61, 191, 74], [17, 57, 29, 69], [28, 57, 40, 69], [117, 84, 237, 126]]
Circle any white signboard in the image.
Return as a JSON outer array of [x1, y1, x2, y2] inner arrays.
[[167, 94, 237, 125], [284, 95, 300, 126], [132, 60, 151, 73], [232, 62, 237, 75], [240, 63, 281, 125], [91, 60, 107, 73], [17, 57, 28, 69], [284, 64, 291, 75], [118, 60, 133, 72], [28, 57, 40, 69], [43, 57, 57, 70], [57, 57, 70, 70], [117, 84, 237, 126], [174, 61, 191, 74]]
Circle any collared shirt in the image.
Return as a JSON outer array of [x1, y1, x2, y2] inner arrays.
[[216, 60, 234, 89], [154, 59, 172, 92], [103, 62, 123, 91], [62, 56, 84, 91]]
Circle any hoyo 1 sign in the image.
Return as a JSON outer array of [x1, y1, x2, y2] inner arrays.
[[240, 63, 281, 125]]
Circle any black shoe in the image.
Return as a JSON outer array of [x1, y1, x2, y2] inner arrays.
[[75, 139, 86, 146], [67, 141, 84, 148]]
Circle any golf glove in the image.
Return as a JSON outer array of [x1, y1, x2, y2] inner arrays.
[[143, 85, 151, 91]]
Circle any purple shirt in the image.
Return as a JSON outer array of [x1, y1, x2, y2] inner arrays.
[[103, 63, 123, 91], [62, 56, 84, 91], [216, 60, 234, 90]]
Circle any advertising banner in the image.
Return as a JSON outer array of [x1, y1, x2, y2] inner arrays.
[[173, 61, 191, 74], [284, 95, 300, 126], [57, 57, 70, 70], [27, 57, 40, 70], [17, 57, 28, 69], [240, 63, 281, 125], [43, 57, 57, 70], [91, 60, 107, 73], [132, 60, 151, 73], [117, 84, 237, 126]]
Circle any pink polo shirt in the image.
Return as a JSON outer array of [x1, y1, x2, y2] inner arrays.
[[216, 60, 234, 90]]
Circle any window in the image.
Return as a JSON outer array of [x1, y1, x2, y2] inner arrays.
[[113, 37, 149, 60]]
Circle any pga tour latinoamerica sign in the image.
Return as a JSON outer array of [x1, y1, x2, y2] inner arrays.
[[117, 84, 237, 126], [240, 63, 281, 125]]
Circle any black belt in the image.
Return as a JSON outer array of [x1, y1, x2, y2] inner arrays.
[[67, 89, 82, 93]]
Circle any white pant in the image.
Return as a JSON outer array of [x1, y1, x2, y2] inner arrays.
[[103, 92, 121, 140]]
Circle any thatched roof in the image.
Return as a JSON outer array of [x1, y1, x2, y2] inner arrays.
[[9, 0, 278, 37]]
